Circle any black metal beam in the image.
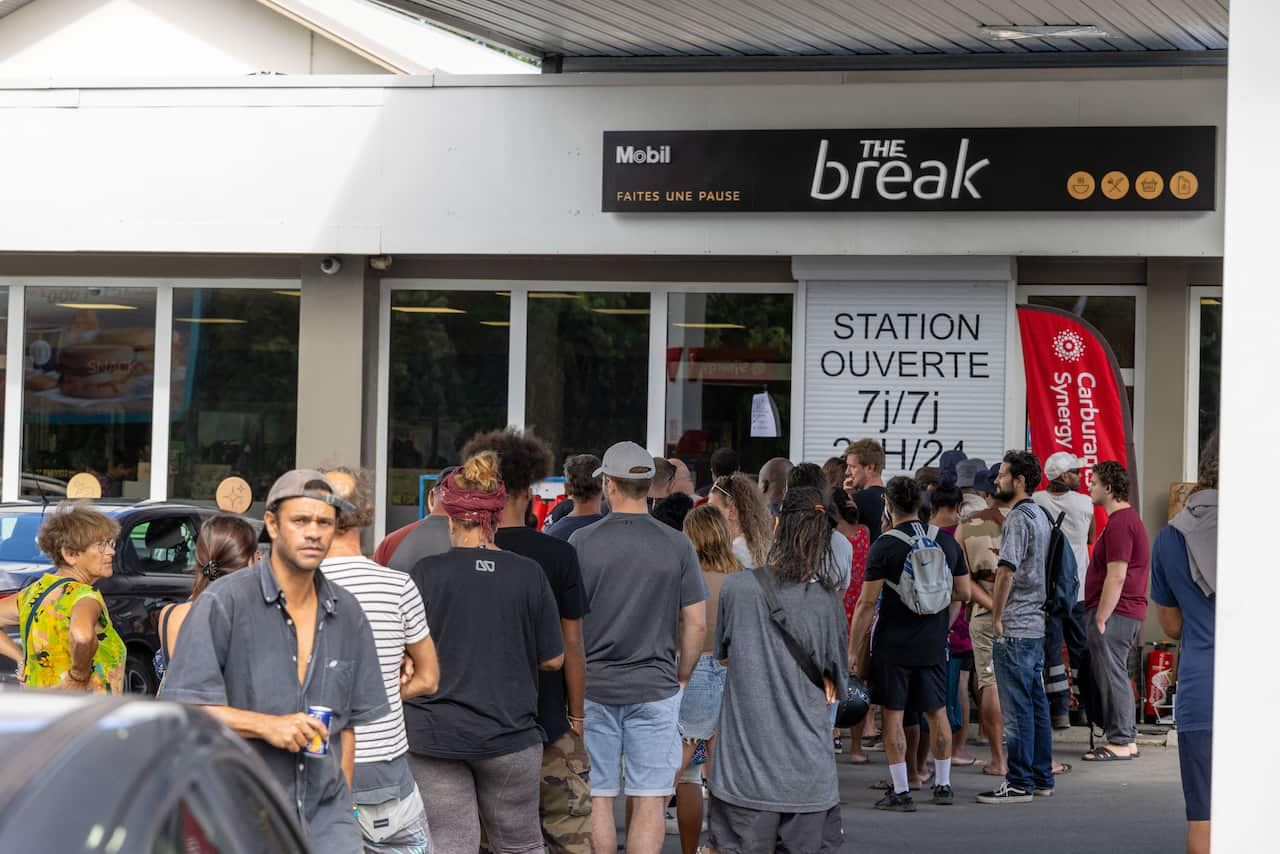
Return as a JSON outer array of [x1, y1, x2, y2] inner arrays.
[[558, 49, 1226, 74]]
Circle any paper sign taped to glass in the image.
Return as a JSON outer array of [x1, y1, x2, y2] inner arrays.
[[751, 392, 780, 438]]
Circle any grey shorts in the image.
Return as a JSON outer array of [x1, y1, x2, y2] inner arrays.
[[706, 793, 843, 854]]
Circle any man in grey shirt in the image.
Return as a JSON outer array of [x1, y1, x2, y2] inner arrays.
[[161, 470, 389, 853], [979, 450, 1055, 805], [570, 441, 707, 854]]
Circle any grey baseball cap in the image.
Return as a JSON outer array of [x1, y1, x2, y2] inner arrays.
[[593, 441, 656, 479], [265, 469, 353, 513], [956, 458, 988, 488]]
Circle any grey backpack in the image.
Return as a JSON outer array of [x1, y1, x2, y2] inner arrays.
[[882, 524, 953, 615]]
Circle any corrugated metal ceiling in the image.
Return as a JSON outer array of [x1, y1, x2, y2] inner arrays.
[[378, 0, 1228, 71]]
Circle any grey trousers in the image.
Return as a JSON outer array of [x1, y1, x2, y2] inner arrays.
[[1086, 609, 1142, 745], [408, 743, 544, 854]]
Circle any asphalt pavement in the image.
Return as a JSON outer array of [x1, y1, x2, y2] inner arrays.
[[647, 729, 1187, 853]]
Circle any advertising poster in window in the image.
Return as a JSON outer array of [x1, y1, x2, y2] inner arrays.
[[802, 282, 1008, 474]]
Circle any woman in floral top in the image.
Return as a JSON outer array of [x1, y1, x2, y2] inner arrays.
[[831, 487, 874, 761], [0, 503, 124, 692]]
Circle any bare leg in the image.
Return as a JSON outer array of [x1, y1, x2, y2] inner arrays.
[[882, 708, 908, 768], [926, 708, 952, 760], [915, 718, 932, 779], [902, 722, 921, 787], [952, 669, 976, 762], [673, 740, 700, 854], [1187, 820, 1210, 854], [980, 685, 1006, 775], [591, 796, 617, 854], [625, 796, 666, 854]]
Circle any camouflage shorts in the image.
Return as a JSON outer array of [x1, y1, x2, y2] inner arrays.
[[540, 728, 592, 854]]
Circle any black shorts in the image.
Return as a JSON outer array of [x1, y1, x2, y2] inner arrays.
[[871, 658, 947, 715], [1178, 729, 1212, 822], [706, 794, 843, 854]]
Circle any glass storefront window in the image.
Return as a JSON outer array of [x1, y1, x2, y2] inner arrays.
[[666, 292, 793, 487], [387, 290, 510, 530], [526, 291, 649, 466], [168, 288, 300, 509], [22, 286, 156, 499], [1198, 296, 1222, 449]]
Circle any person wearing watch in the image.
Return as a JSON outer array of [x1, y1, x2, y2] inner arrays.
[[0, 503, 126, 693]]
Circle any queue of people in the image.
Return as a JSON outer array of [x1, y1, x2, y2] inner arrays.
[[0, 429, 1217, 854]]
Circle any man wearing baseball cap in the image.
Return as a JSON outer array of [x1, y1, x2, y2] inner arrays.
[[161, 469, 389, 854], [1033, 452, 1096, 729], [568, 441, 708, 854]]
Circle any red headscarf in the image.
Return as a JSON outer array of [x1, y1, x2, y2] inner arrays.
[[437, 469, 507, 540]]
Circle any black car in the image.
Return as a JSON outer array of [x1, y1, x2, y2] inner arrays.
[[0, 690, 309, 852], [0, 501, 260, 694]]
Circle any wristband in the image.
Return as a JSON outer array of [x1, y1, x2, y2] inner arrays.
[[567, 713, 585, 722]]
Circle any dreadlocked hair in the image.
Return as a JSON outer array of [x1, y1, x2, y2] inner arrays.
[[767, 486, 838, 589]]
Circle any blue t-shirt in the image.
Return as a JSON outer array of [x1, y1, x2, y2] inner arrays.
[[545, 513, 605, 542], [1150, 526, 1215, 732]]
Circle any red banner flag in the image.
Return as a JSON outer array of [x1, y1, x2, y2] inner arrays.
[[1016, 304, 1139, 511]]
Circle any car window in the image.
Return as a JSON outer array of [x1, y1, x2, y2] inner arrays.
[[123, 517, 198, 574], [150, 787, 231, 854], [0, 514, 50, 563], [212, 760, 307, 854]]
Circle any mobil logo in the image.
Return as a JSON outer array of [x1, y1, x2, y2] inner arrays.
[[615, 144, 672, 165]]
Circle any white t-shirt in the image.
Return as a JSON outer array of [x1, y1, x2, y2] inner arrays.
[[1032, 490, 1094, 599], [321, 556, 430, 763]]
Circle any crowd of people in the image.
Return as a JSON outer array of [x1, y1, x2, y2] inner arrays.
[[0, 429, 1218, 854]]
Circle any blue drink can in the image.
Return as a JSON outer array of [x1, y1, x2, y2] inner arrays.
[[303, 705, 332, 757]]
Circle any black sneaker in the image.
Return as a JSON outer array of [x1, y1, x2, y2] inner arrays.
[[833, 736, 843, 753], [976, 782, 1033, 804], [930, 784, 954, 805], [874, 790, 917, 812]]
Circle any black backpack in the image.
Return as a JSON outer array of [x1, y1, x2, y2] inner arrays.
[[1023, 504, 1079, 619]]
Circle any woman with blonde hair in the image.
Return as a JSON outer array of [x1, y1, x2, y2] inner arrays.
[[672, 504, 742, 854], [707, 472, 773, 569]]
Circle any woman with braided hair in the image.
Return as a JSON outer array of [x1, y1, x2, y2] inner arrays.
[[154, 514, 259, 680], [404, 451, 567, 854]]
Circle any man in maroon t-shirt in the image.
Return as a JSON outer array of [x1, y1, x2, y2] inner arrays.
[[1081, 461, 1150, 761]]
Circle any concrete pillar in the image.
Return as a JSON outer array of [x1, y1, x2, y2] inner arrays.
[[296, 255, 367, 469], [1217, 1, 1280, 846], [1140, 260, 1189, 536]]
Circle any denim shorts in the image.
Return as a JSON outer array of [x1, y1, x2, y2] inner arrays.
[[584, 691, 683, 797], [679, 656, 726, 742]]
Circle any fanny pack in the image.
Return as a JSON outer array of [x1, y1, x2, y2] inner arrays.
[[357, 784, 426, 844]]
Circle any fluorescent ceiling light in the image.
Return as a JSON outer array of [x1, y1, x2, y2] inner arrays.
[[479, 321, 511, 327], [673, 322, 746, 330], [496, 291, 512, 297], [591, 308, 650, 315], [980, 25, 1109, 40], [56, 303, 136, 310], [176, 318, 248, 325], [528, 292, 582, 300], [392, 306, 466, 314], [273, 290, 302, 297]]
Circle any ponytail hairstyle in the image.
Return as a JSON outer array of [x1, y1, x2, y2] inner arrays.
[[192, 514, 259, 600], [767, 486, 838, 589]]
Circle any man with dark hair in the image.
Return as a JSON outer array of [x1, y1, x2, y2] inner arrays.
[[978, 450, 1054, 805], [1081, 460, 1149, 762], [461, 429, 593, 852], [1152, 435, 1217, 854], [851, 476, 970, 812], [161, 471, 388, 853], [321, 466, 438, 852], [845, 439, 888, 542], [822, 457, 847, 497], [547, 454, 605, 542], [570, 441, 707, 854], [697, 447, 741, 498], [373, 466, 456, 572], [758, 457, 794, 519]]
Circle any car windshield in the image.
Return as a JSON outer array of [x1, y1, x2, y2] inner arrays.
[[0, 513, 52, 563]]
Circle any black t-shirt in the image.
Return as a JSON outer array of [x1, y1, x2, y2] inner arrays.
[[865, 521, 969, 667], [854, 486, 887, 543], [494, 526, 588, 744], [404, 547, 564, 759]]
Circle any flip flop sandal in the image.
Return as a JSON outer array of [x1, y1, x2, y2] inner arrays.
[[981, 765, 1006, 777], [1082, 747, 1132, 761], [951, 757, 980, 767], [1053, 763, 1073, 774], [847, 756, 871, 765]]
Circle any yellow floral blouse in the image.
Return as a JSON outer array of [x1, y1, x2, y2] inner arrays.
[[18, 574, 125, 693]]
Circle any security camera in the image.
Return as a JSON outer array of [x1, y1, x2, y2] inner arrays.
[[319, 256, 342, 276]]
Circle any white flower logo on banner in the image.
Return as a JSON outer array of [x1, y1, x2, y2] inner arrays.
[[1052, 329, 1085, 362]]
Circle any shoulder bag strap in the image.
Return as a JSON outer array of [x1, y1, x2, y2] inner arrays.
[[21, 577, 75, 671], [882, 529, 915, 547], [750, 568, 826, 692]]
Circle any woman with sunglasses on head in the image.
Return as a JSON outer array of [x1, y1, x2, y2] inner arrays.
[[707, 473, 773, 570], [0, 503, 125, 692], [153, 514, 260, 680]]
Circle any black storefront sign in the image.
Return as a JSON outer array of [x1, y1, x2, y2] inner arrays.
[[602, 126, 1215, 213]]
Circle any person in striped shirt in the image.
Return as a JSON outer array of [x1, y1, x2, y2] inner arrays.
[[322, 466, 440, 853]]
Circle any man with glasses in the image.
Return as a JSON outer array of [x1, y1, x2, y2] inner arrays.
[[1032, 452, 1096, 729]]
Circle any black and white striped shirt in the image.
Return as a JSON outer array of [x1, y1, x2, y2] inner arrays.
[[321, 556, 430, 765]]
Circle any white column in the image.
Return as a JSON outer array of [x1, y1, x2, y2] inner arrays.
[[1216, 2, 1280, 847], [647, 287, 668, 458], [2, 285, 25, 502], [149, 284, 173, 500], [507, 285, 528, 429]]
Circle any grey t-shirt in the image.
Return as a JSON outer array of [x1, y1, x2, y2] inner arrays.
[[710, 570, 848, 812], [828, 530, 852, 590], [998, 500, 1051, 639], [570, 512, 708, 705], [386, 515, 452, 574]]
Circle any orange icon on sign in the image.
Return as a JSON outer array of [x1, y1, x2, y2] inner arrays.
[[1170, 171, 1199, 200], [1135, 171, 1164, 200], [1067, 171, 1095, 200], [1101, 171, 1129, 200]]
